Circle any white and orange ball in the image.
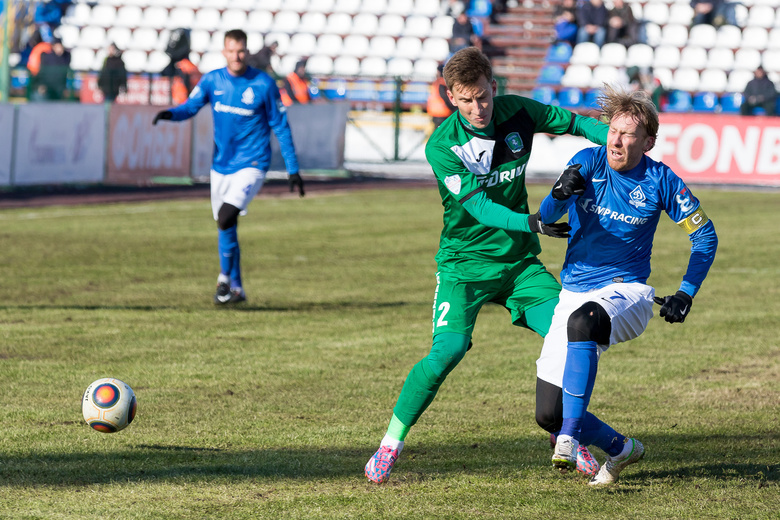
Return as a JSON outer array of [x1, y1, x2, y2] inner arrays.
[[82, 378, 137, 433]]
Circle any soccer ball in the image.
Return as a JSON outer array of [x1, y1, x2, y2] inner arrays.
[[82, 378, 137, 433]]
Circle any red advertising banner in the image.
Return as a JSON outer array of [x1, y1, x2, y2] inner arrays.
[[80, 73, 174, 105], [653, 113, 780, 186], [105, 104, 192, 185]]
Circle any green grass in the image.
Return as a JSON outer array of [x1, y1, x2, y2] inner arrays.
[[0, 185, 777, 519]]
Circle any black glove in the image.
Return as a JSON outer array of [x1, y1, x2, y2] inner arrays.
[[654, 291, 693, 323], [152, 110, 173, 125], [289, 173, 305, 197], [528, 212, 571, 239], [552, 163, 586, 200]]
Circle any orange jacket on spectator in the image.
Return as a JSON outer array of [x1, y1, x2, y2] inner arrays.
[[27, 42, 52, 76], [280, 71, 310, 106], [427, 76, 454, 118], [171, 58, 202, 104]]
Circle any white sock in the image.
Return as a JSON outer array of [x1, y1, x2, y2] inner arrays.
[[217, 273, 230, 284], [381, 434, 404, 452]]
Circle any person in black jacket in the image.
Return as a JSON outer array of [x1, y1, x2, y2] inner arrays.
[[98, 43, 128, 103], [576, 0, 608, 47], [741, 66, 778, 116], [34, 37, 71, 100]]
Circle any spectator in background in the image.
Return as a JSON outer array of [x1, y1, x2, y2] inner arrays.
[[170, 57, 202, 104], [279, 60, 310, 106], [427, 62, 455, 128], [34, 37, 71, 100], [554, 0, 579, 47], [33, 0, 72, 43], [247, 41, 278, 77], [740, 66, 778, 116], [449, 11, 480, 54], [627, 65, 667, 111], [606, 0, 639, 47], [26, 31, 51, 77], [576, 0, 608, 48], [98, 42, 128, 103], [690, 0, 737, 27]]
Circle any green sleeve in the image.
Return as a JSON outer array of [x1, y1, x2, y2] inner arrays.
[[462, 190, 532, 232], [569, 113, 608, 146]]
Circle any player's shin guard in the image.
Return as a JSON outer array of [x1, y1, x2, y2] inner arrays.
[[560, 341, 598, 441], [218, 225, 239, 280]]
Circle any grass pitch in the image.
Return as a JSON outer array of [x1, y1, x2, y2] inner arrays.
[[0, 184, 777, 519]]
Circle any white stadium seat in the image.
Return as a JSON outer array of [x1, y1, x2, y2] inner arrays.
[[147, 50, 170, 72], [299, 12, 327, 34], [220, 9, 248, 31], [78, 26, 107, 49], [376, 14, 405, 37], [652, 45, 680, 69], [590, 65, 627, 89], [324, 13, 352, 34], [430, 16, 454, 39], [366, 35, 396, 59], [762, 49, 780, 74], [414, 0, 441, 17], [62, 4, 91, 26], [671, 67, 699, 91], [306, 55, 334, 75], [114, 5, 143, 28], [361, 56, 388, 76], [560, 64, 592, 89], [698, 69, 728, 92], [387, 57, 414, 77], [166, 8, 195, 30], [199, 51, 227, 73], [89, 5, 116, 28], [395, 37, 422, 60], [70, 48, 95, 71], [625, 43, 654, 68], [289, 32, 317, 56], [190, 29, 212, 53], [272, 11, 300, 33], [653, 67, 672, 89], [642, 2, 669, 25], [668, 3, 694, 26], [207, 31, 225, 52], [599, 43, 627, 67], [139, 6, 167, 29], [308, 0, 335, 12], [679, 46, 707, 70], [122, 49, 148, 72], [726, 69, 753, 92], [642, 22, 662, 47], [317, 34, 343, 57], [404, 15, 432, 38], [192, 8, 220, 31], [56, 25, 80, 49], [741, 27, 768, 50], [747, 5, 775, 28], [361, 0, 388, 15], [386, 0, 414, 16], [266, 33, 291, 54], [333, 0, 361, 15], [128, 27, 158, 51], [688, 23, 716, 48], [341, 35, 369, 58], [660, 24, 688, 48], [706, 47, 735, 71], [106, 27, 132, 50], [247, 32, 264, 53], [421, 37, 449, 61], [247, 11, 273, 33], [413, 58, 439, 80], [569, 42, 600, 66], [733, 48, 762, 71], [333, 55, 360, 76], [351, 13, 378, 36], [714, 25, 741, 49]]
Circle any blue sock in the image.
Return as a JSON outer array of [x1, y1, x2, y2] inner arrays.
[[230, 243, 242, 289], [560, 340, 599, 442], [579, 412, 626, 456], [218, 226, 238, 283]]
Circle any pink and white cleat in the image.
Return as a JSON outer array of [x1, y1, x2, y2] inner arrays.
[[365, 443, 403, 483]]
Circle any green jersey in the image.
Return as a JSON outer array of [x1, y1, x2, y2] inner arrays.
[[425, 95, 607, 266]]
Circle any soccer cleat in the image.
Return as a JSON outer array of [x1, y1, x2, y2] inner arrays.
[[589, 438, 645, 486], [214, 283, 246, 305], [365, 444, 402, 483], [550, 434, 600, 477], [552, 434, 578, 472]]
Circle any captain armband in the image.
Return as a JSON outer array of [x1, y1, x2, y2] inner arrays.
[[677, 206, 709, 234]]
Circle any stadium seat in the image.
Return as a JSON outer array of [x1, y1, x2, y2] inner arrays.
[[430, 16, 455, 39], [671, 68, 700, 92], [421, 38, 450, 61], [190, 29, 211, 53], [413, 58, 439, 80], [308, 0, 335, 12], [333, 0, 361, 15], [221, 9, 248, 31], [414, 0, 441, 17], [770, 28, 780, 50], [545, 42, 572, 64], [733, 48, 762, 71], [699, 68, 728, 92], [653, 67, 673, 90], [332, 56, 360, 76], [299, 12, 327, 34], [557, 87, 583, 109], [387, 57, 414, 77], [361, 56, 388, 76], [386, 0, 414, 16], [123, 49, 148, 72], [583, 88, 601, 110], [747, 5, 775, 28], [362, 0, 388, 15], [278, 54, 302, 76], [377, 14, 405, 36], [688, 24, 716, 48], [679, 46, 707, 70], [341, 35, 369, 58], [139, 6, 167, 28], [726, 70, 753, 92], [719, 92, 743, 113], [366, 35, 396, 58], [192, 8, 220, 31], [266, 33, 291, 54], [70, 48, 95, 71], [660, 24, 688, 48], [284, 0, 309, 13], [61, 3, 91, 26], [741, 27, 768, 50], [306, 55, 334, 75], [395, 37, 422, 60], [317, 34, 343, 57], [56, 25, 80, 49], [668, 3, 694, 26], [625, 43, 654, 68], [273, 11, 301, 33], [289, 33, 317, 56], [762, 49, 780, 74], [642, 1, 669, 25], [653, 45, 680, 69], [538, 65, 564, 85], [324, 13, 352, 35], [599, 43, 627, 67], [247, 32, 263, 53], [532, 86, 556, 105], [569, 42, 600, 66], [78, 26, 107, 50], [89, 5, 116, 28], [714, 25, 741, 49], [560, 64, 592, 89], [706, 47, 734, 71], [106, 27, 132, 50], [247, 11, 274, 33], [114, 6, 143, 29], [590, 65, 624, 88], [199, 51, 227, 73], [128, 27, 158, 51], [664, 90, 692, 112], [207, 31, 226, 52], [692, 92, 719, 112], [147, 50, 170, 72], [404, 16, 433, 38], [351, 14, 379, 36], [166, 8, 195, 30], [643, 22, 662, 47]]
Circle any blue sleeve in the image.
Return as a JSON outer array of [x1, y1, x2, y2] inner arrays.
[[169, 75, 210, 121], [462, 190, 533, 232], [679, 220, 718, 297], [263, 82, 299, 174]]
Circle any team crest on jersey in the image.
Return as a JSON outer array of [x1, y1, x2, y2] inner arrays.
[[505, 132, 523, 153], [241, 87, 255, 105], [628, 185, 646, 208], [676, 187, 695, 213], [444, 174, 462, 195]]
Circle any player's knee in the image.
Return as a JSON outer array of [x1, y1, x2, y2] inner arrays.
[[427, 333, 471, 378], [567, 301, 611, 344], [217, 203, 240, 230]]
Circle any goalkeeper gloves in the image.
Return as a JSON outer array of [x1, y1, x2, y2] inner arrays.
[[528, 212, 571, 239], [289, 173, 305, 197], [654, 291, 693, 323], [552, 163, 586, 200], [152, 110, 173, 125]]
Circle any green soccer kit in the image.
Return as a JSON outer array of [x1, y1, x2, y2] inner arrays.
[[391, 95, 608, 430]]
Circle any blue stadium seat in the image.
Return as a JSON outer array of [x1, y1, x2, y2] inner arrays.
[[546, 42, 573, 64], [557, 87, 583, 109], [719, 92, 743, 114], [538, 65, 564, 85], [401, 82, 429, 104], [531, 86, 556, 105], [583, 89, 601, 110], [664, 90, 692, 113], [692, 92, 718, 113]]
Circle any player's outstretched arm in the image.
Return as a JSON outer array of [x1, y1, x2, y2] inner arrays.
[[152, 110, 172, 125], [461, 192, 570, 238]]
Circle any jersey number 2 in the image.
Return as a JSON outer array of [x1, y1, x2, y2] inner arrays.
[[436, 302, 450, 327]]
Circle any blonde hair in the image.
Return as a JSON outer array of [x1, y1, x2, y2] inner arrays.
[[443, 47, 493, 92], [598, 84, 659, 139]]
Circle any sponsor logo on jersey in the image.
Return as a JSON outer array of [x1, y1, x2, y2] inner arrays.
[[444, 174, 462, 195], [675, 188, 695, 213], [241, 87, 255, 105], [214, 102, 254, 116], [475, 163, 527, 188], [579, 197, 649, 226], [189, 85, 201, 99], [505, 132, 523, 153], [629, 185, 647, 208], [214, 90, 224, 95]]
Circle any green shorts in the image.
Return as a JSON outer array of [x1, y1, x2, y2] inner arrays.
[[431, 255, 561, 338]]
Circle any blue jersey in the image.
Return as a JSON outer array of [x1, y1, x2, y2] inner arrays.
[[540, 146, 717, 296], [168, 67, 299, 175]]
